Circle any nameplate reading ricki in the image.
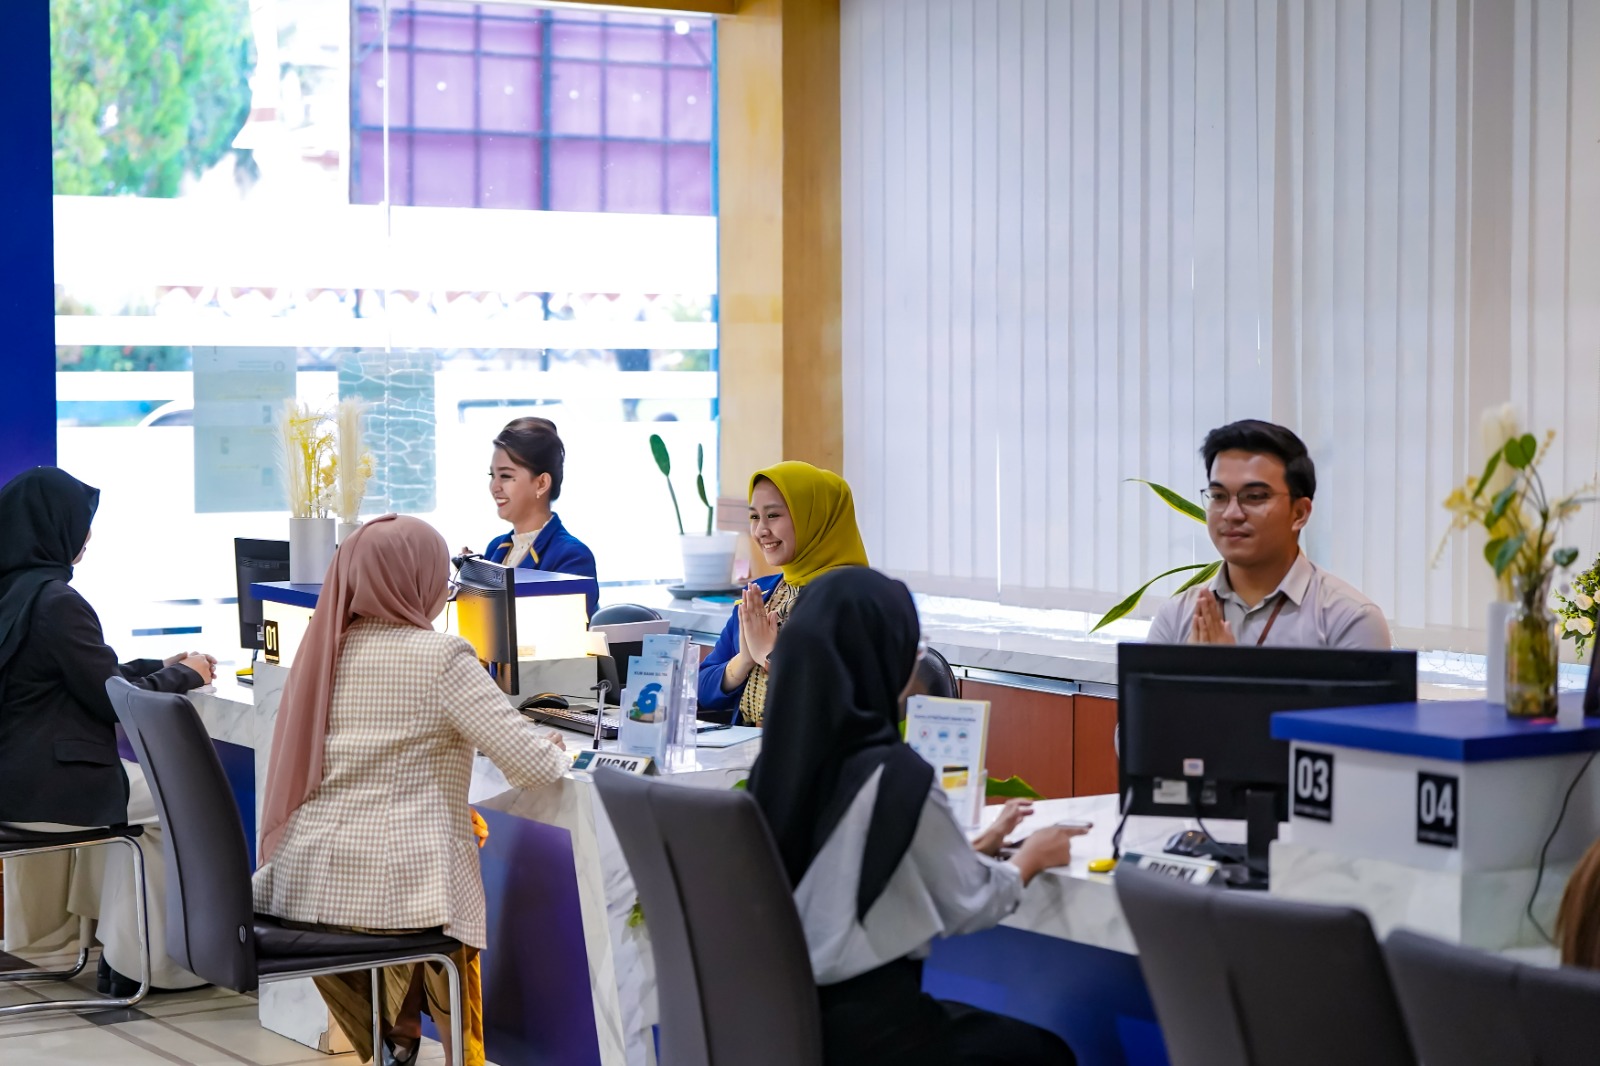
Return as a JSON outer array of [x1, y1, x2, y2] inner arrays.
[[1118, 851, 1221, 886], [570, 750, 654, 776]]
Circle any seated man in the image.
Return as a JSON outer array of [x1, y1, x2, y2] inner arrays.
[[1147, 419, 1390, 649]]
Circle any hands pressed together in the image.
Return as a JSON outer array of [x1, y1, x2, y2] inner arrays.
[[166, 650, 218, 685], [1187, 589, 1236, 645]]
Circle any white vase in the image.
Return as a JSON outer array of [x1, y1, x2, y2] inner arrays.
[[337, 520, 363, 544], [1485, 600, 1514, 705], [679, 532, 738, 589], [289, 517, 337, 584]]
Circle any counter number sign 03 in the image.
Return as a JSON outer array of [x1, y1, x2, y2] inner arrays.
[[1291, 748, 1334, 822], [1416, 771, 1459, 848]]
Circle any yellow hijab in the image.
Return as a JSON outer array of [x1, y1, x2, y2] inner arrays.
[[749, 461, 869, 586]]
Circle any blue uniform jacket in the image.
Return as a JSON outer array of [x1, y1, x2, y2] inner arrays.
[[484, 512, 599, 619], [696, 573, 782, 723]]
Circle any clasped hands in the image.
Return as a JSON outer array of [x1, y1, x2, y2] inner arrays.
[[1187, 589, 1236, 645], [738, 583, 780, 670]]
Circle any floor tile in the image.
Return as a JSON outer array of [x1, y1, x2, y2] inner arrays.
[[0, 1023, 180, 1065]]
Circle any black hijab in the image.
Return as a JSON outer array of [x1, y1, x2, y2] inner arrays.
[[0, 467, 100, 678], [749, 567, 934, 921]]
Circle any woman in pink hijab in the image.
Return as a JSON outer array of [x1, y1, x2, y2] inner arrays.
[[253, 515, 566, 1066]]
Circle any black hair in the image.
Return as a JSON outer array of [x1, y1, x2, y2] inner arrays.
[[1200, 419, 1316, 500], [493, 417, 565, 501]]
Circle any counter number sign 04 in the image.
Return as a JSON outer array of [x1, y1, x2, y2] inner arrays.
[[1291, 748, 1334, 822], [1416, 771, 1459, 848]]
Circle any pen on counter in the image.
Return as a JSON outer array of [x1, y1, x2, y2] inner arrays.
[[590, 679, 612, 751]]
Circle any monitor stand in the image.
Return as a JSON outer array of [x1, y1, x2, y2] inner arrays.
[[1240, 787, 1279, 890]]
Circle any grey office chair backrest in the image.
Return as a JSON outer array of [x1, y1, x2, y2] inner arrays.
[[1385, 928, 1600, 1065], [106, 678, 259, 993], [914, 645, 959, 699], [594, 769, 822, 1066], [1115, 867, 1414, 1066]]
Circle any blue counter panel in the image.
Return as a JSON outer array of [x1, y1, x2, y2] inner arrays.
[[1272, 694, 1600, 762], [253, 568, 596, 610], [924, 927, 1169, 1066]]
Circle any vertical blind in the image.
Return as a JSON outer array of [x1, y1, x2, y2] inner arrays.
[[842, 0, 1600, 644]]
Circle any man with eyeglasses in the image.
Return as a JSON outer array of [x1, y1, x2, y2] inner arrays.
[[1146, 420, 1391, 649]]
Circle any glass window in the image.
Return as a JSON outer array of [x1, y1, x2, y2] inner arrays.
[[51, 0, 720, 661]]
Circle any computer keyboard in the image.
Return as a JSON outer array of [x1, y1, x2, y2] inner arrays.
[[523, 703, 621, 739]]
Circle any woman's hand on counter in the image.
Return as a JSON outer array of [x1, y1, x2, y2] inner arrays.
[[1008, 824, 1089, 886], [973, 799, 1034, 857], [167, 651, 217, 684]]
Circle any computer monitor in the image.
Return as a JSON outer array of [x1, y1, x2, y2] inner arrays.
[[456, 556, 519, 696], [234, 538, 291, 651], [1117, 643, 1417, 879]]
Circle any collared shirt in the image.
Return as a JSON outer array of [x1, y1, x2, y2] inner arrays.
[[1146, 553, 1391, 649], [794, 767, 1023, 986]]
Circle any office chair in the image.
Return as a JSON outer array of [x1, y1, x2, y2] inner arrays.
[[106, 679, 465, 1063], [1115, 867, 1415, 1066], [1385, 927, 1600, 1065], [593, 769, 822, 1066]]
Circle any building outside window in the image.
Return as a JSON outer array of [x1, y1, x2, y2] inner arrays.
[[51, 0, 721, 659]]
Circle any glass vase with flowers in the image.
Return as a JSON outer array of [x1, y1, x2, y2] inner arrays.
[[1441, 427, 1592, 717]]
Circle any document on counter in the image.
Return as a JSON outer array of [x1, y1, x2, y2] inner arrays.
[[905, 695, 991, 828], [694, 724, 762, 748]]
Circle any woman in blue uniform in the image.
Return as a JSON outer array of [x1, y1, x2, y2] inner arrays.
[[696, 461, 868, 725], [480, 417, 598, 619]]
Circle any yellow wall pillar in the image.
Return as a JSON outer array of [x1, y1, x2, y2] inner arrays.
[[716, 0, 843, 525]]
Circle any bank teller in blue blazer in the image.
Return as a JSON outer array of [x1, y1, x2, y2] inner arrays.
[[481, 417, 599, 619]]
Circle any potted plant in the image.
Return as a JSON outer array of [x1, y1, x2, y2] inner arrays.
[[649, 434, 736, 590], [280, 401, 338, 583], [1092, 481, 1219, 632], [1440, 424, 1592, 717]]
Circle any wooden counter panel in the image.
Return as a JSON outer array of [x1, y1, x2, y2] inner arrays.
[[960, 680, 1074, 800], [1072, 695, 1119, 798]]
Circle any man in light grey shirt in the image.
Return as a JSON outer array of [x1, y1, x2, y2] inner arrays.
[[1147, 420, 1391, 650]]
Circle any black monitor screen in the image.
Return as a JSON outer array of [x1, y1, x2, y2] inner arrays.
[[1118, 643, 1417, 823], [456, 556, 519, 696], [235, 538, 291, 651]]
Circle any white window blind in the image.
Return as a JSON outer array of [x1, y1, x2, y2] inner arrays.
[[842, 0, 1600, 645]]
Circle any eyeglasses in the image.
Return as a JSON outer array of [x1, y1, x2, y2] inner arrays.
[[1200, 488, 1288, 513]]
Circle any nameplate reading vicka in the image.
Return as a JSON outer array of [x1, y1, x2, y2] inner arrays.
[[571, 750, 654, 776], [1119, 851, 1220, 886]]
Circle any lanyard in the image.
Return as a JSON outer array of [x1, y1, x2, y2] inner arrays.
[[1255, 595, 1289, 646]]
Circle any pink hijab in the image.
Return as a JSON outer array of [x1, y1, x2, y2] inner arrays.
[[258, 514, 449, 864]]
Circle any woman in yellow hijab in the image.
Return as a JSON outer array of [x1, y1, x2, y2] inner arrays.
[[696, 461, 869, 725]]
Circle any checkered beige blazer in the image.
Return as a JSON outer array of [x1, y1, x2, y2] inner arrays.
[[252, 619, 566, 949]]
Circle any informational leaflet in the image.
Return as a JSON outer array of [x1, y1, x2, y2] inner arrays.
[[619, 655, 677, 760], [641, 634, 699, 771], [904, 696, 991, 829]]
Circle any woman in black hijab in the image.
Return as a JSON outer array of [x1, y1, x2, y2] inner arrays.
[[0, 467, 215, 994], [750, 568, 1080, 1066]]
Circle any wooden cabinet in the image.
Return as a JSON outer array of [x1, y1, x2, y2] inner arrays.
[[957, 681, 1120, 800], [962, 680, 1075, 799]]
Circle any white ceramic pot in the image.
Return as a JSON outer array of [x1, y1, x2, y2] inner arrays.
[[679, 532, 737, 589], [1485, 600, 1514, 705], [289, 517, 337, 584], [337, 520, 363, 544]]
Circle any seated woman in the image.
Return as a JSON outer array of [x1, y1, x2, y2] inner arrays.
[[697, 461, 868, 725], [480, 416, 598, 619], [1558, 835, 1600, 968], [0, 467, 215, 994], [253, 515, 568, 1066], [749, 568, 1081, 1066]]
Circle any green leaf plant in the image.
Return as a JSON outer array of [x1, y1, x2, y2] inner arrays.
[[649, 434, 716, 536], [1091, 480, 1220, 633]]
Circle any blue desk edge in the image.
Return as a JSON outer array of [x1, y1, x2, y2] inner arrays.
[[1271, 693, 1600, 762], [252, 570, 596, 610]]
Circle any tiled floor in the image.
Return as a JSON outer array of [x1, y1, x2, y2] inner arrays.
[[0, 946, 449, 1066]]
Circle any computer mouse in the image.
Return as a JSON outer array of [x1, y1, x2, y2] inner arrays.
[[520, 693, 570, 711], [1164, 829, 1212, 858]]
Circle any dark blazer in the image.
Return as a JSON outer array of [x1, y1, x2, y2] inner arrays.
[[484, 512, 600, 619], [0, 581, 201, 826], [696, 573, 782, 722]]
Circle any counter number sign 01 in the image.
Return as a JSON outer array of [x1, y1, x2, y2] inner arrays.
[[1291, 748, 1334, 822], [1416, 771, 1459, 848], [262, 619, 280, 666]]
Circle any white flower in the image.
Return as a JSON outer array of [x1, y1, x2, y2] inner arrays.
[[1570, 617, 1596, 636], [1577, 593, 1595, 612]]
